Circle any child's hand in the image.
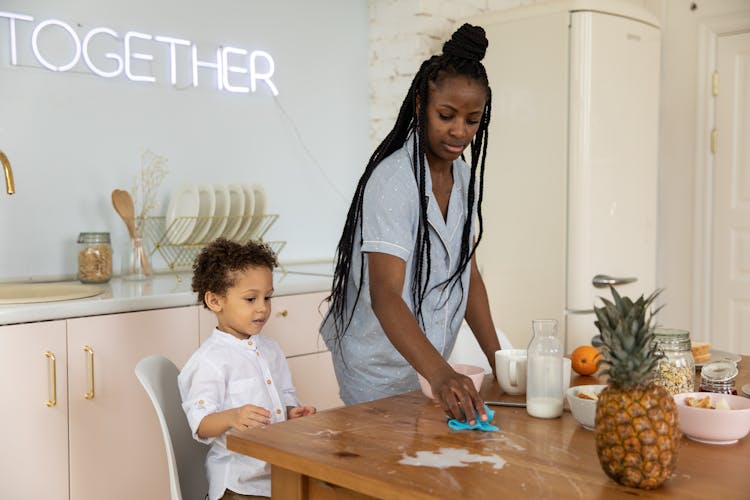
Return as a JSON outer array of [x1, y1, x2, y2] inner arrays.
[[229, 404, 271, 431], [288, 406, 316, 419]]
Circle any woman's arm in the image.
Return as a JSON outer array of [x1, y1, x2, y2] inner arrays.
[[464, 253, 502, 374], [368, 252, 487, 424]]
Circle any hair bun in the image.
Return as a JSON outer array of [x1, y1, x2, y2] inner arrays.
[[442, 23, 488, 62]]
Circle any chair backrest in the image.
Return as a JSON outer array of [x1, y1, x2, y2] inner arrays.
[[135, 355, 208, 500]]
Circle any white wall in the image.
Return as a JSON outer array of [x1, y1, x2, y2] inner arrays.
[[368, 0, 750, 342], [367, 0, 750, 340], [368, 0, 661, 148], [0, 0, 369, 280], [368, 0, 492, 148], [655, 0, 750, 336]]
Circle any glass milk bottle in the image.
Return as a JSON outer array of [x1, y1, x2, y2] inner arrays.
[[526, 319, 564, 418]]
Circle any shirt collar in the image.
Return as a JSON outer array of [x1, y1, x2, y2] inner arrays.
[[213, 328, 260, 351], [402, 133, 466, 238]]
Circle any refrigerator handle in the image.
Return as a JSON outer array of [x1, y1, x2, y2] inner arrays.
[[592, 274, 638, 288]]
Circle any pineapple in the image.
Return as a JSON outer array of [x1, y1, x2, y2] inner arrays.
[[591, 287, 680, 490]]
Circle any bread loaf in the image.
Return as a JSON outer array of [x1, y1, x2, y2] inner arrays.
[[691, 341, 711, 363]]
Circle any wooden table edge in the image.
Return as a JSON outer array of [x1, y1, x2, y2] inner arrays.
[[227, 432, 436, 500]]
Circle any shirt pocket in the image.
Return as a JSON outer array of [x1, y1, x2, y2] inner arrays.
[[226, 377, 268, 409]]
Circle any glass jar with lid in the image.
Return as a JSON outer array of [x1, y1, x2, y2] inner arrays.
[[699, 360, 738, 395], [77, 232, 112, 283], [652, 328, 695, 395]]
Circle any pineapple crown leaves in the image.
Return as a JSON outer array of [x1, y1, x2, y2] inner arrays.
[[591, 286, 664, 389]]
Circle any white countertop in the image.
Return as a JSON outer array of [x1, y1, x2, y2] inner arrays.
[[0, 262, 334, 326]]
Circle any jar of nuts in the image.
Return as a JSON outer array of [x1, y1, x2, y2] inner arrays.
[[77, 232, 112, 283], [652, 328, 695, 395]]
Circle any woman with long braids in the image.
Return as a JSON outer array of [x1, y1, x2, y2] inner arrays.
[[320, 24, 501, 425]]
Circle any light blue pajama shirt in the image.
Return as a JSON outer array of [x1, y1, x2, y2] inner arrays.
[[320, 139, 477, 405]]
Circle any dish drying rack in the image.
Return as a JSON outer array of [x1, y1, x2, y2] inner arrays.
[[138, 214, 286, 280]]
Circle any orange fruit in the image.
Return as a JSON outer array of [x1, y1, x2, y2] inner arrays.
[[571, 345, 601, 376]]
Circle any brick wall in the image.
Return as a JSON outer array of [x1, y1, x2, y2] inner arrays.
[[367, 0, 533, 148], [366, 0, 656, 148]]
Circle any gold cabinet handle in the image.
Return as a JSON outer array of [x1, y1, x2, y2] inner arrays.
[[44, 351, 57, 407], [83, 345, 95, 400], [277, 309, 289, 318]]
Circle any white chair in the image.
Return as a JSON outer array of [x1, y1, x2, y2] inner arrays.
[[135, 355, 208, 500]]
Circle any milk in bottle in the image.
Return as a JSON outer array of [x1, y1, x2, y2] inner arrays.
[[526, 319, 564, 418]]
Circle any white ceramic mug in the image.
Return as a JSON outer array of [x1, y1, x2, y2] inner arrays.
[[496, 349, 528, 395], [563, 357, 572, 391]]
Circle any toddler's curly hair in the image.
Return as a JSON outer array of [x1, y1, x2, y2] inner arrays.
[[191, 238, 278, 308]]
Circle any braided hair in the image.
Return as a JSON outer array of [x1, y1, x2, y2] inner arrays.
[[326, 23, 492, 341]]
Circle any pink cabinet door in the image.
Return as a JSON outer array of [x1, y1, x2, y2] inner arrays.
[[67, 306, 199, 500], [262, 292, 328, 356], [198, 304, 215, 344], [287, 351, 343, 411], [200, 291, 329, 354], [0, 321, 69, 499]]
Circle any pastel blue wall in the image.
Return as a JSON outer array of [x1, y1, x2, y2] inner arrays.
[[0, 0, 368, 279]]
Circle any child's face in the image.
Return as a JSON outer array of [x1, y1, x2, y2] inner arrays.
[[212, 266, 273, 339]]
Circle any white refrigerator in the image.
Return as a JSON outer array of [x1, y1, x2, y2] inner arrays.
[[468, 1, 661, 352]]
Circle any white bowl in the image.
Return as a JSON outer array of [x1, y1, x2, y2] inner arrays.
[[566, 384, 607, 430], [674, 392, 750, 445], [417, 363, 485, 400]]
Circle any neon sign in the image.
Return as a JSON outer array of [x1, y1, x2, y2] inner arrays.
[[0, 11, 278, 95]]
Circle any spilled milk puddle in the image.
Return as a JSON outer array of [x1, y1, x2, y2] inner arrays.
[[398, 447, 507, 470]]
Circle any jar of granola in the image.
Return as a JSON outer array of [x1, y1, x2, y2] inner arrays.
[[652, 328, 695, 395], [77, 232, 112, 283]]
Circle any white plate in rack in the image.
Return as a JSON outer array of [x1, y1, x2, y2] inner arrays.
[[233, 184, 256, 241], [165, 184, 200, 244], [189, 184, 217, 243], [203, 184, 230, 242], [247, 184, 266, 239], [222, 184, 246, 240]]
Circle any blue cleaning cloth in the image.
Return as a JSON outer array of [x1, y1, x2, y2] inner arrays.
[[447, 405, 499, 432]]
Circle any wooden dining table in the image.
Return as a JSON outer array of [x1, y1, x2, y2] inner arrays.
[[228, 355, 750, 499]]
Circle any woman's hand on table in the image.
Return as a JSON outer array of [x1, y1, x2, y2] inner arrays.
[[431, 366, 487, 425]]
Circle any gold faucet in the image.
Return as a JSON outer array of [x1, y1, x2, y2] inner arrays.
[[0, 150, 15, 195]]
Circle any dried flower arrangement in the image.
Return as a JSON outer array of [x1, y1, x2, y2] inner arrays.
[[131, 149, 169, 233]]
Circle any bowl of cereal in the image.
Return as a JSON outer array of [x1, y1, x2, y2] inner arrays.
[[566, 384, 607, 430], [674, 392, 750, 445]]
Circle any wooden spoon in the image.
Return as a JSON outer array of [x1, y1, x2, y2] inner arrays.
[[111, 189, 153, 276]]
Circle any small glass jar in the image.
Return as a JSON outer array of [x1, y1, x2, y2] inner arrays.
[[652, 328, 695, 395], [77, 232, 112, 283], [699, 360, 738, 394], [122, 237, 148, 281]]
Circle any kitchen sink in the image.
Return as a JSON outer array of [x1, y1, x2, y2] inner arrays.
[[0, 282, 104, 304]]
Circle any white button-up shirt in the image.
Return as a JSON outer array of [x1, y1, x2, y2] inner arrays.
[[178, 329, 300, 499]]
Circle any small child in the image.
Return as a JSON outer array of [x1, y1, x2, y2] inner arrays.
[[178, 238, 316, 500]]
